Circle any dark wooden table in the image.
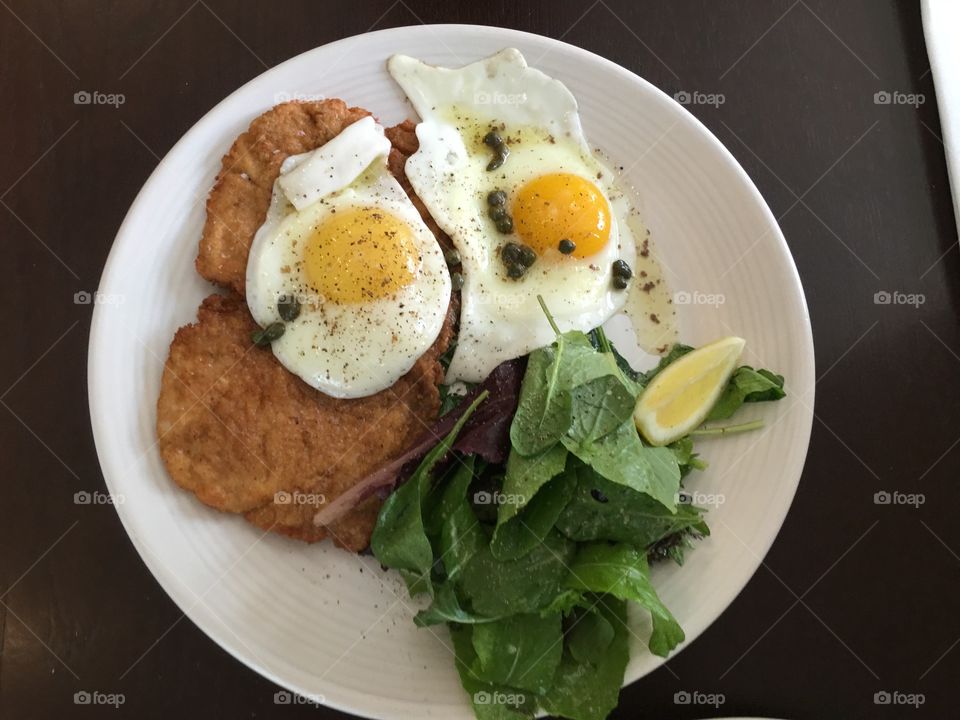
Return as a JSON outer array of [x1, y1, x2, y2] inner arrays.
[[2, 1, 957, 718]]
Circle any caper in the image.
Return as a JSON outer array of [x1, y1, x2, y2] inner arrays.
[[277, 294, 301, 321], [252, 321, 285, 347], [487, 189, 507, 206], [488, 206, 507, 222], [518, 245, 537, 267], [590, 488, 609, 504], [486, 146, 509, 171], [501, 242, 522, 264], [558, 238, 576, 255], [612, 259, 633, 279], [483, 131, 502, 147], [451, 272, 464, 291], [495, 215, 514, 234], [443, 248, 461, 266], [612, 276, 629, 290], [506, 263, 526, 279]]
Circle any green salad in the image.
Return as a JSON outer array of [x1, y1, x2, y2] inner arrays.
[[370, 302, 785, 720]]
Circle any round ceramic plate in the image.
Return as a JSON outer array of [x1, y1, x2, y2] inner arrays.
[[89, 25, 814, 720]]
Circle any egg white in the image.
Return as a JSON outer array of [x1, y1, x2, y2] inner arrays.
[[388, 49, 638, 384], [246, 118, 451, 399]]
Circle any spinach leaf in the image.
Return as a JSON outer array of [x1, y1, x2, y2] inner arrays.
[[555, 465, 708, 549], [490, 470, 577, 561], [471, 613, 563, 694], [415, 582, 500, 627], [498, 443, 568, 523], [588, 328, 643, 385], [567, 606, 615, 665], [707, 366, 786, 421], [371, 392, 487, 595], [509, 347, 572, 456], [539, 596, 629, 720], [554, 331, 627, 389], [562, 421, 680, 512], [460, 529, 576, 617], [509, 325, 635, 457], [565, 543, 684, 657], [450, 625, 537, 720], [437, 456, 485, 583], [567, 374, 637, 444], [538, 589, 586, 617]]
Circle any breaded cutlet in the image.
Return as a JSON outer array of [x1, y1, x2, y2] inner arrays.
[[159, 101, 454, 550]]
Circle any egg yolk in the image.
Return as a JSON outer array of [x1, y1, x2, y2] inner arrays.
[[304, 207, 417, 304], [512, 173, 611, 258]]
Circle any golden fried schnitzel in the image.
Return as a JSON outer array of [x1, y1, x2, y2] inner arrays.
[[158, 293, 453, 551], [159, 101, 455, 551], [197, 100, 371, 296]]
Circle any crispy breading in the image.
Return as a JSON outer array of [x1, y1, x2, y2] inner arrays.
[[160, 102, 456, 551], [158, 293, 454, 551], [196, 100, 370, 296]]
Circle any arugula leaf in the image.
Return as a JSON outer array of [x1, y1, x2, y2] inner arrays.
[[667, 436, 707, 478], [509, 347, 572, 456], [567, 375, 637, 444], [562, 421, 680, 512], [490, 470, 577, 561], [460, 529, 576, 617], [539, 596, 629, 720], [565, 543, 684, 657], [567, 606, 615, 664], [450, 625, 537, 720], [555, 465, 708, 549], [371, 392, 487, 595], [498, 443, 568, 523], [471, 613, 563, 694], [707, 366, 786, 421]]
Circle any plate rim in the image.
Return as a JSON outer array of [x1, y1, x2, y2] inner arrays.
[[89, 22, 814, 719]]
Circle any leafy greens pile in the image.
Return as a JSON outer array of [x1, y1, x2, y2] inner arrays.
[[371, 308, 785, 720]]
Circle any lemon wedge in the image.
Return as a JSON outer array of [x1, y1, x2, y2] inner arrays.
[[634, 336, 746, 446]]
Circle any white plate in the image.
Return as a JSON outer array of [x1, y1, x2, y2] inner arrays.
[[89, 25, 814, 720]]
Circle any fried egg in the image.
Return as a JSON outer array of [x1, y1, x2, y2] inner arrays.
[[388, 49, 641, 383], [246, 116, 451, 398]]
